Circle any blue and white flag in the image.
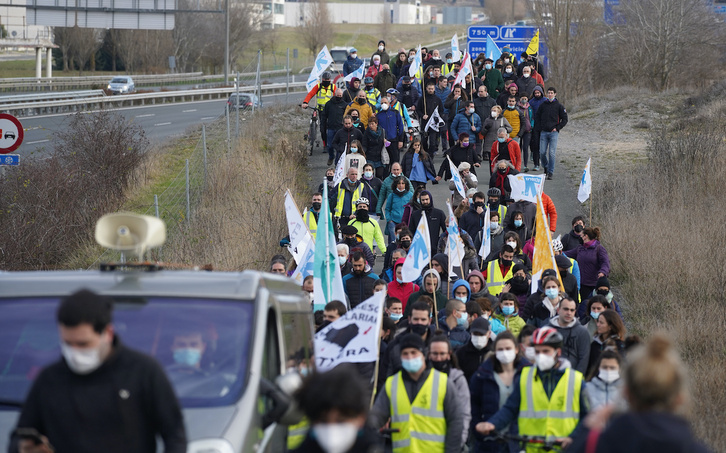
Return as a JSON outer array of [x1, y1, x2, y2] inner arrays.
[[284, 190, 313, 264], [344, 62, 365, 83], [313, 181, 347, 310], [451, 34, 461, 62], [290, 240, 315, 285], [446, 201, 466, 276], [486, 36, 502, 62], [409, 45, 422, 78], [448, 156, 467, 201], [333, 144, 347, 185], [478, 206, 491, 259], [401, 213, 431, 282], [578, 158, 592, 203], [507, 173, 546, 203], [306, 45, 334, 91]]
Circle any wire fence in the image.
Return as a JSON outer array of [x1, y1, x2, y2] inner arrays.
[[88, 54, 266, 268]]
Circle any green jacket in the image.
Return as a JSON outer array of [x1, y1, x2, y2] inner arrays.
[[478, 68, 505, 99]]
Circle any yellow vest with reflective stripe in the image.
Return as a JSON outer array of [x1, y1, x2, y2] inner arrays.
[[317, 83, 334, 109], [304, 210, 318, 236], [486, 259, 513, 296], [334, 182, 364, 217], [366, 88, 381, 109], [286, 418, 309, 450], [442, 63, 456, 76], [518, 366, 582, 451], [386, 369, 448, 453]]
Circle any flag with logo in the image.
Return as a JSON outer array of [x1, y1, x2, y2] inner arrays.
[[313, 182, 347, 309], [446, 201, 466, 276], [344, 62, 365, 83], [451, 34, 461, 61], [486, 36, 502, 62], [409, 45, 422, 78], [578, 158, 592, 203], [401, 214, 431, 282], [448, 156, 467, 201], [306, 45, 334, 91], [290, 240, 315, 285], [284, 190, 314, 264], [452, 51, 472, 88], [333, 144, 347, 185], [478, 206, 491, 259], [314, 291, 385, 372], [425, 107, 446, 132], [507, 173, 545, 203], [530, 193, 562, 294], [526, 30, 540, 56]]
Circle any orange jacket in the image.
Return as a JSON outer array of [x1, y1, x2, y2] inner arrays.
[[541, 192, 557, 232], [490, 138, 522, 172]]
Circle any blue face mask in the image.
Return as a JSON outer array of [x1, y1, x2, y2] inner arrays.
[[514, 219, 523, 228], [173, 348, 202, 367], [545, 288, 559, 299], [502, 305, 515, 316], [396, 277, 404, 284], [390, 313, 403, 321], [497, 137, 506, 143], [348, 178, 356, 184], [446, 59, 453, 64], [456, 296, 467, 304], [590, 311, 601, 320], [401, 356, 424, 373], [457, 312, 468, 326], [351, 147, 358, 153]]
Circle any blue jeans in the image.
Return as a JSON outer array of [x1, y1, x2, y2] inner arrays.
[[386, 220, 397, 243], [540, 131, 559, 175], [326, 129, 336, 161]]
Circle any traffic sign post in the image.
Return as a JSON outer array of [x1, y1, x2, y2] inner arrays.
[[0, 113, 24, 154], [467, 25, 548, 68]]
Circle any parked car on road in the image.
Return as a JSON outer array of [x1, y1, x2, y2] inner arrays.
[[227, 93, 262, 112], [107, 76, 135, 94]]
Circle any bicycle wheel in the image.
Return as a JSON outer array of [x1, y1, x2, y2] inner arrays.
[[309, 119, 317, 156]]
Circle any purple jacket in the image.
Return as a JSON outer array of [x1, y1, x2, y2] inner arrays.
[[565, 240, 610, 286]]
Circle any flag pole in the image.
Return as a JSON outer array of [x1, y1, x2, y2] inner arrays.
[[430, 261, 439, 329], [589, 193, 593, 226], [369, 300, 385, 408]]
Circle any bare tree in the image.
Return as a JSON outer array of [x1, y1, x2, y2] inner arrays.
[[52, 27, 73, 71], [299, 0, 333, 57], [67, 27, 102, 74]]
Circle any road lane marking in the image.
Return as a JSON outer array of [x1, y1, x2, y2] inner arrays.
[[183, 109, 197, 112], [201, 116, 216, 120], [154, 122, 172, 126], [136, 114, 155, 118], [27, 139, 50, 144]]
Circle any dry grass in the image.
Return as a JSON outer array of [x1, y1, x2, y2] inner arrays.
[[595, 86, 726, 450], [161, 106, 310, 270]]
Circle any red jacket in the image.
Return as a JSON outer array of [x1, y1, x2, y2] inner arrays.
[[490, 138, 522, 172], [541, 193, 557, 232], [387, 258, 420, 310]]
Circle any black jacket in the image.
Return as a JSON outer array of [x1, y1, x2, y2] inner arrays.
[[561, 229, 584, 252], [11, 338, 186, 453], [415, 92, 444, 122], [455, 339, 493, 383], [534, 98, 568, 133], [343, 271, 378, 308], [459, 207, 487, 243], [321, 96, 348, 134], [362, 128, 386, 163], [437, 144, 481, 178], [409, 206, 447, 254], [473, 96, 496, 126], [332, 127, 364, 157]]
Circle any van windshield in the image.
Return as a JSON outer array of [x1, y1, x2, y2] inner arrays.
[[330, 50, 348, 64], [0, 297, 253, 408]]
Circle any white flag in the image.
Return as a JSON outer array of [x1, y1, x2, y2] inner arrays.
[[446, 201, 466, 277], [344, 62, 365, 83], [578, 158, 592, 203], [451, 34, 460, 62], [284, 191, 314, 263], [314, 291, 385, 372], [507, 173, 546, 203], [333, 145, 347, 185], [478, 206, 491, 259], [401, 214, 431, 282], [448, 156, 467, 201], [452, 51, 472, 88], [306, 45, 334, 91], [425, 107, 446, 132], [313, 181, 347, 311], [409, 45, 422, 78], [290, 239, 315, 284]]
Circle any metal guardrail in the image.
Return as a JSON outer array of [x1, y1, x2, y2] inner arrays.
[[0, 89, 106, 104], [0, 82, 307, 116]]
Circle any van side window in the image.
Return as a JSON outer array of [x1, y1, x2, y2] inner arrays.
[[282, 311, 315, 374]]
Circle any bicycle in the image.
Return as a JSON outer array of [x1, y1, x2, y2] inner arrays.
[[483, 430, 565, 452], [303, 106, 320, 156]]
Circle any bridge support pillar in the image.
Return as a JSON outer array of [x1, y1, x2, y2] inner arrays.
[[46, 48, 52, 78], [35, 47, 42, 79]]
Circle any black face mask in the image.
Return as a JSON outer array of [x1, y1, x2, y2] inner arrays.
[[431, 360, 450, 374], [312, 202, 322, 210], [574, 224, 584, 233], [381, 69, 389, 74], [326, 175, 334, 182], [356, 209, 369, 222], [321, 81, 331, 87], [400, 239, 411, 249], [422, 203, 432, 211], [357, 98, 366, 105], [597, 289, 610, 296], [344, 237, 357, 247], [410, 323, 428, 336], [498, 168, 507, 174], [403, 84, 411, 89], [501, 258, 513, 268]]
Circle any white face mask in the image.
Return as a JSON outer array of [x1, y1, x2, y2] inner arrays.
[[468, 107, 475, 114], [496, 349, 516, 364], [599, 369, 620, 384], [506, 241, 517, 249], [312, 423, 359, 453], [491, 111, 497, 118], [524, 346, 536, 362], [378, 45, 385, 51], [61, 341, 106, 375], [535, 353, 556, 371], [381, 104, 389, 111], [471, 335, 489, 350], [338, 256, 347, 266]]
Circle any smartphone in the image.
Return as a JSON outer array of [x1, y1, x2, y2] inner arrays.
[[14, 428, 44, 445]]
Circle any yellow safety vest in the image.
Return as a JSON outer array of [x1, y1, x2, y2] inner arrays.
[[442, 63, 456, 77], [486, 260, 514, 296], [317, 83, 334, 109], [518, 366, 583, 452], [386, 369, 448, 453], [488, 204, 507, 223], [303, 210, 318, 236], [286, 418, 309, 450], [334, 183, 364, 217], [366, 88, 381, 109]]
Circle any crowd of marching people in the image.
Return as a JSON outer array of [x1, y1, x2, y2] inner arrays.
[[278, 42, 711, 453]]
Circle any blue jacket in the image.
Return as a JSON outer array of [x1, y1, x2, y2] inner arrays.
[[385, 190, 412, 224], [343, 56, 364, 76], [451, 112, 483, 144], [435, 85, 451, 115], [376, 110, 405, 142]]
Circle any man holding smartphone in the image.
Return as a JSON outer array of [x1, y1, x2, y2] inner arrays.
[[10, 289, 187, 453]]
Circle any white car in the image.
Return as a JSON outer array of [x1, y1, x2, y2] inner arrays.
[[107, 76, 135, 95]]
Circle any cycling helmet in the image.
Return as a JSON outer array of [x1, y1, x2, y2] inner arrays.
[[386, 88, 400, 97], [551, 238, 563, 252], [356, 197, 370, 206], [532, 327, 563, 349], [363, 76, 374, 84], [487, 187, 501, 198], [322, 71, 332, 81]]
